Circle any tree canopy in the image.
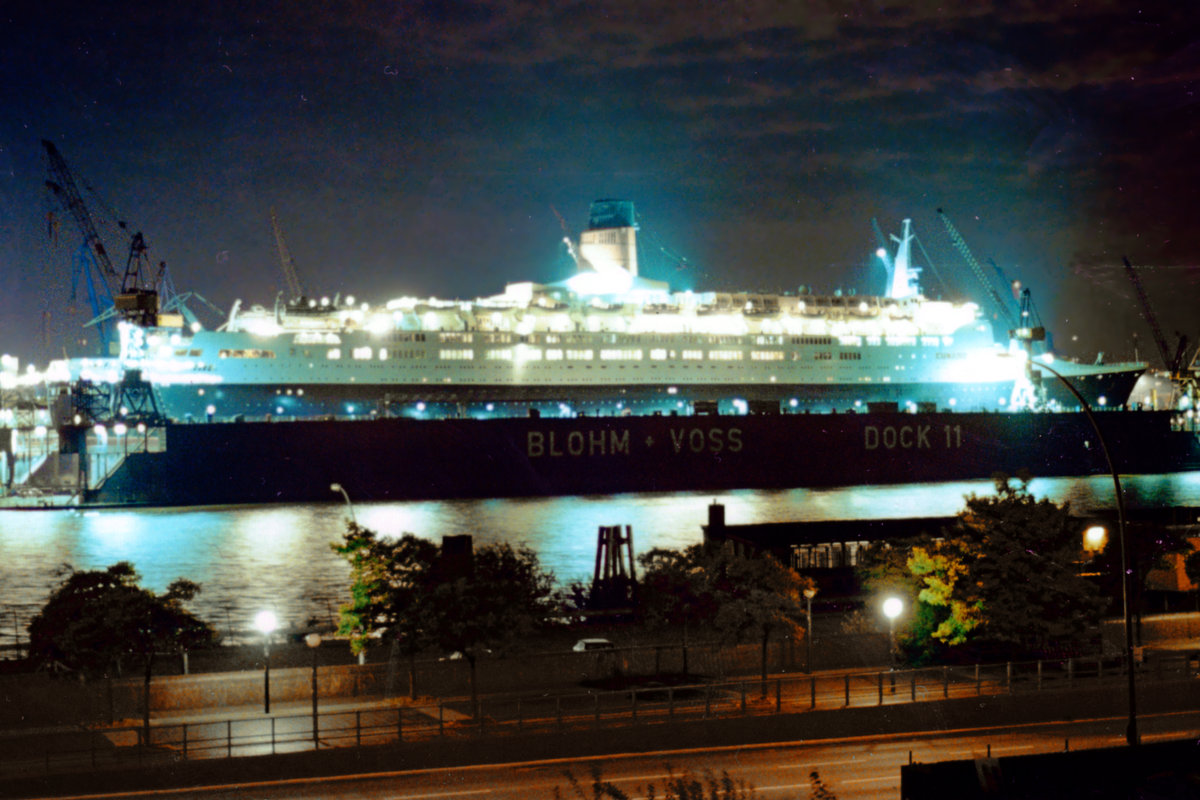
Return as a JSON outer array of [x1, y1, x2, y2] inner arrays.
[[331, 523, 439, 657], [27, 561, 213, 678], [639, 542, 811, 691], [332, 525, 557, 704], [860, 475, 1105, 662]]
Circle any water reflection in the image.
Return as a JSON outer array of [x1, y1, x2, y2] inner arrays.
[[2, 473, 1198, 645]]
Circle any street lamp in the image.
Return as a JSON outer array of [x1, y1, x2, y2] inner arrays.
[[330, 482, 356, 524], [305, 632, 322, 748], [255, 610, 278, 713], [1031, 358, 1138, 747], [803, 586, 818, 674], [883, 596, 903, 691]]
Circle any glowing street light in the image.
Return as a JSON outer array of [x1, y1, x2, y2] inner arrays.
[[1084, 525, 1108, 553], [803, 586, 818, 674], [330, 482, 356, 524], [255, 610, 278, 713], [882, 596, 903, 690]]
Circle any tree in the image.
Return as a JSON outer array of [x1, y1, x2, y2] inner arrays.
[[637, 547, 716, 675], [331, 523, 438, 697], [332, 527, 557, 708], [27, 562, 214, 740], [639, 543, 810, 695], [951, 475, 1105, 655], [418, 542, 557, 708], [860, 475, 1106, 661]]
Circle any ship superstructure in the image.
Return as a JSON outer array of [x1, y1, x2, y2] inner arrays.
[[50, 201, 1145, 423]]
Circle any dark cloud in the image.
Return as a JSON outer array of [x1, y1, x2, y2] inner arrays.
[[1, 1, 1198, 364]]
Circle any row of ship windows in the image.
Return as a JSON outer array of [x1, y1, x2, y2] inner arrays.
[[326, 348, 864, 362], [381, 332, 950, 347], [214, 336, 957, 361], [219, 347, 889, 363]]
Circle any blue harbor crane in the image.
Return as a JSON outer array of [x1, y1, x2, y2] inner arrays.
[[42, 140, 161, 338], [42, 140, 165, 426]]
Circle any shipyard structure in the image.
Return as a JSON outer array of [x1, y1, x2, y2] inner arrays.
[[2, 191, 1196, 508]]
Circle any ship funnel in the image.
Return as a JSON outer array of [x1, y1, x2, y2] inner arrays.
[[578, 200, 638, 279]]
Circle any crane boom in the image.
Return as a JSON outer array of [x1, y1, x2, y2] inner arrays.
[[269, 207, 305, 302], [42, 140, 118, 280], [42, 139, 158, 329], [1123, 256, 1171, 369], [936, 208, 1015, 326]]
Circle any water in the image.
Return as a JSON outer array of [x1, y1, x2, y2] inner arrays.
[[3, 473, 1200, 645]]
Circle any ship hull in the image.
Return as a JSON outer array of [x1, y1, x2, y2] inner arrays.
[[81, 409, 1200, 507], [150, 362, 1145, 422]]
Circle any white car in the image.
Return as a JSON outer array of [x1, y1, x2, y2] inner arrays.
[[573, 638, 615, 652]]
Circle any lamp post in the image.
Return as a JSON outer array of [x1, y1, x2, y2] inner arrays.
[[305, 632, 322, 748], [255, 610, 278, 714], [883, 596, 902, 692], [803, 586, 818, 674], [330, 482, 356, 524], [1031, 358, 1137, 746]]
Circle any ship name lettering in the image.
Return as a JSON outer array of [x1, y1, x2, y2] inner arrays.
[[526, 429, 631, 458], [863, 424, 932, 450], [669, 427, 743, 455]]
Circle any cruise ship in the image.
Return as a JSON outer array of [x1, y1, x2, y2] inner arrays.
[[50, 201, 1146, 423]]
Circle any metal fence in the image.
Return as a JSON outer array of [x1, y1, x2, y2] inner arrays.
[[4, 651, 1196, 779]]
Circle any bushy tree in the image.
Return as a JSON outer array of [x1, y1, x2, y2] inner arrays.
[[331, 524, 438, 697], [859, 475, 1106, 661], [637, 547, 715, 674], [639, 542, 811, 694], [332, 526, 556, 706], [419, 541, 556, 706], [28, 562, 214, 737]]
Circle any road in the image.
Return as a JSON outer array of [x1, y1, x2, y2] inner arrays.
[[30, 709, 1200, 800]]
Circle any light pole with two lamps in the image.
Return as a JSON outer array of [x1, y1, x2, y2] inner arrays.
[[254, 610, 278, 714]]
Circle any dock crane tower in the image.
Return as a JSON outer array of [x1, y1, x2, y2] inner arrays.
[[1123, 256, 1197, 408], [42, 140, 160, 331]]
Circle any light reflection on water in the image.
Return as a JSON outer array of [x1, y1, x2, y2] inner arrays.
[[2, 473, 1199, 643]]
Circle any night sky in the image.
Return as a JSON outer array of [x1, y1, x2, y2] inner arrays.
[[2, 2, 1199, 368]]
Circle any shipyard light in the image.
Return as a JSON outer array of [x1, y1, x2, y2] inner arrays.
[[113, 423, 127, 436], [1084, 525, 1108, 552], [416, 402, 426, 412], [789, 398, 799, 408], [93, 424, 107, 441]]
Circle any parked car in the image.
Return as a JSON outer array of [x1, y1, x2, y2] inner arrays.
[[573, 638, 615, 652]]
